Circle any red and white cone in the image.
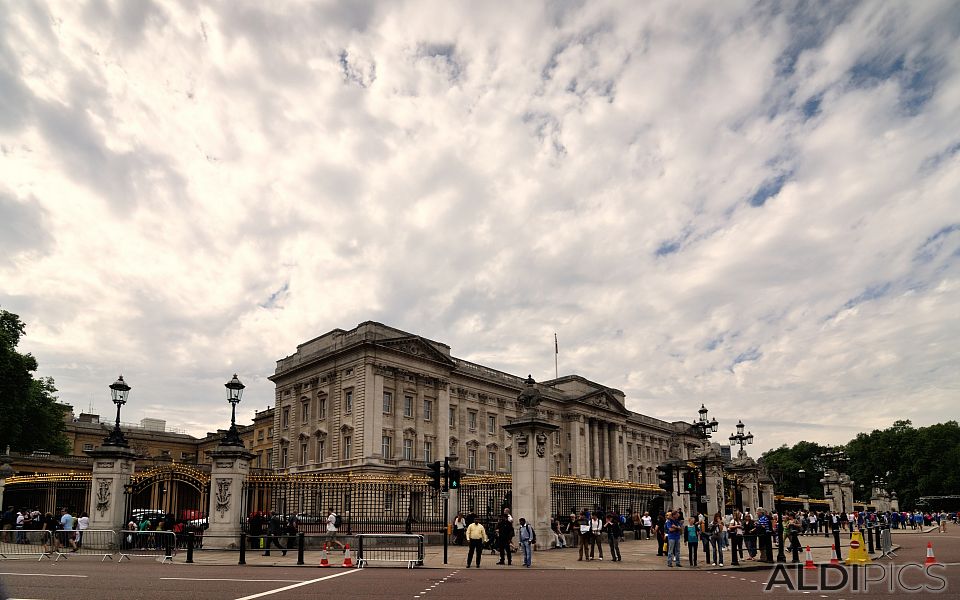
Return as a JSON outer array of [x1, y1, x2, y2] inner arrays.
[[319, 543, 330, 567], [829, 544, 839, 565], [341, 543, 354, 568], [803, 545, 816, 570], [924, 542, 938, 566]]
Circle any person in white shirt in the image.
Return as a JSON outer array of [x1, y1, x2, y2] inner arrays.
[[642, 512, 653, 539], [589, 512, 604, 560], [325, 507, 345, 550], [77, 512, 90, 547]]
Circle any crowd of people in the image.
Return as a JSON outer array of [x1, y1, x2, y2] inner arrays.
[[0, 506, 89, 554], [447, 505, 956, 569]]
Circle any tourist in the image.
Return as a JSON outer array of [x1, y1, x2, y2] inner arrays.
[[59, 508, 78, 553], [605, 513, 622, 562], [684, 516, 700, 566], [465, 515, 487, 568], [262, 510, 286, 556], [642, 511, 653, 539], [453, 512, 466, 545], [709, 512, 724, 566], [728, 510, 743, 565], [550, 515, 566, 548], [517, 517, 535, 567], [577, 510, 592, 561], [665, 510, 682, 567], [325, 507, 345, 550], [77, 511, 89, 548], [496, 513, 514, 565], [589, 510, 604, 560]]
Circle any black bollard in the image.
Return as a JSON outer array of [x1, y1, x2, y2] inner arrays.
[[833, 529, 842, 561], [186, 532, 194, 564], [776, 521, 786, 563], [297, 533, 305, 565], [866, 524, 874, 554], [239, 533, 246, 565], [874, 525, 882, 553]]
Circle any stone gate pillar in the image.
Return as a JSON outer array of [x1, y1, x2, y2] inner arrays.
[[205, 444, 254, 548], [85, 445, 138, 536], [503, 376, 559, 548]]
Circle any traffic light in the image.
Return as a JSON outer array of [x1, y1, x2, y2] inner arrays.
[[447, 468, 461, 490], [428, 461, 442, 490], [657, 465, 674, 493], [683, 471, 697, 493]]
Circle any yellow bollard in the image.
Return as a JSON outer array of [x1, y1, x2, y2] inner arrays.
[[844, 530, 872, 565]]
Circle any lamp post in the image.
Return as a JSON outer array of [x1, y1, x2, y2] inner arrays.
[[728, 420, 754, 459], [103, 375, 131, 447], [691, 404, 718, 515], [222, 374, 245, 447], [819, 446, 849, 514]]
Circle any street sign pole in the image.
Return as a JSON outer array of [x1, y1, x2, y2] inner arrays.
[[443, 456, 449, 565]]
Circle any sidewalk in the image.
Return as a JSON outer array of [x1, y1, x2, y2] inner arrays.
[[182, 533, 897, 571]]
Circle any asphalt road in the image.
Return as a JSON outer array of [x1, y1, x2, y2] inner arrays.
[[1, 530, 956, 599]]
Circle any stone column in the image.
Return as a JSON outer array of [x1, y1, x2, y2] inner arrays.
[[206, 444, 255, 548], [703, 458, 726, 516], [85, 445, 138, 545], [503, 415, 559, 550], [591, 420, 600, 478]]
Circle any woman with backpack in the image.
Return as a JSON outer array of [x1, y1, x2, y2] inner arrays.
[[684, 516, 700, 566]]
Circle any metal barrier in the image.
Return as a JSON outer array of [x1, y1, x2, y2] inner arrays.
[[880, 525, 895, 557], [53, 529, 116, 562], [118, 530, 176, 563], [356, 534, 424, 568], [0, 530, 52, 560]]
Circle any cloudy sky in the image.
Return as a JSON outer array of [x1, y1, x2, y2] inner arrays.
[[2, 1, 958, 453]]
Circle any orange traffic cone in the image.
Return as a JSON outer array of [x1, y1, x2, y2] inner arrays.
[[319, 543, 330, 567], [341, 543, 354, 568], [829, 544, 839, 565], [803, 546, 816, 570], [924, 542, 938, 566]]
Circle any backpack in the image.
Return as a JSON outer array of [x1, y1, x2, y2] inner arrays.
[[334, 513, 343, 528]]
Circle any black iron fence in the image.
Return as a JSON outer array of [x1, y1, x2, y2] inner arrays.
[[240, 473, 444, 535], [2, 474, 91, 515], [550, 476, 662, 527]]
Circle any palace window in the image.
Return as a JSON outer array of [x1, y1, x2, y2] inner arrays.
[[343, 435, 352, 459], [403, 438, 413, 461], [449, 440, 457, 457], [382, 435, 392, 459], [300, 443, 308, 464], [556, 460, 562, 476], [281, 446, 288, 469], [507, 454, 513, 473], [319, 397, 326, 419], [83, 443, 94, 451], [488, 451, 496, 472], [487, 414, 496, 434], [282, 407, 290, 429], [344, 390, 353, 414], [258, 430, 264, 441], [468, 410, 477, 431], [317, 440, 325, 462], [449, 406, 456, 428], [301, 400, 310, 424], [404, 395, 414, 418], [383, 391, 393, 414], [423, 399, 433, 421], [424, 441, 433, 463], [467, 448, 477, 470]]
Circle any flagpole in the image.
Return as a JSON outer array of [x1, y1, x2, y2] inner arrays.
[[554, 332, 558, 379]]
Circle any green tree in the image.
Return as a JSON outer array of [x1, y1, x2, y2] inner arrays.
[[0, 309, 69, 454]]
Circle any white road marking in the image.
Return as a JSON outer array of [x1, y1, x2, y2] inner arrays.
[[0, 573, 87, 578], [233, 569, 359, 600], [163, 578, 304, 583]]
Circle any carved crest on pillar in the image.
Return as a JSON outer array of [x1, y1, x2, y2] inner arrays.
[[95, 478, 111, 516], [215, 479, 232, 516], [516, 434, 529, 458], [536, 432, 547, 458]]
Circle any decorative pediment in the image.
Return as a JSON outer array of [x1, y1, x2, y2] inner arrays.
[[575, 389, 628, 414], [486, 442, 499, 450], [376, 336, 455, 366], [298, 432, 310, 440], [403, 427, 418, 437], [314, 428, 328, 440], [449, 436, 459, 445], [465, 439, 480, 448], [340, 424, 354, 434]]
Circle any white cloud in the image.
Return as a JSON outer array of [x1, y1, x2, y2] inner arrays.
[[1, 0, 957, 452]]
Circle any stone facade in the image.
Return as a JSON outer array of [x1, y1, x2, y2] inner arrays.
[[268, 322, 703, 482]]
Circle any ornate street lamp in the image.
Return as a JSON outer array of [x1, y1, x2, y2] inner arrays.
[[693, 404, 719, 440], [103, 375, 131, 447], [729, 419, 754, 458], [222, 373, 245, 446]]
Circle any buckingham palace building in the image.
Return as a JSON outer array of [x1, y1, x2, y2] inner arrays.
[[268, 322, 704, 486]]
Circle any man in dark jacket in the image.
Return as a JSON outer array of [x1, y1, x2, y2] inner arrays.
[[262, 511, 286, 556], [496, 514, 514, 565]]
